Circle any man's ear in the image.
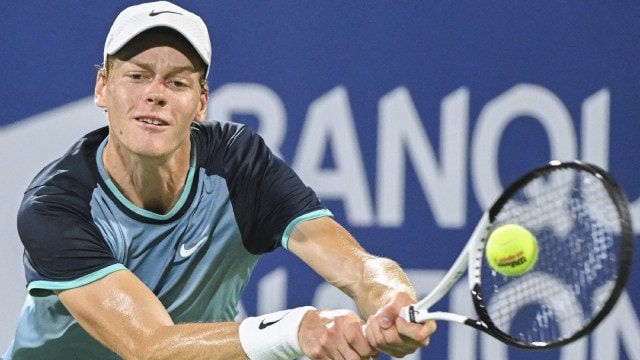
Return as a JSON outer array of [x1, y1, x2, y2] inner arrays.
[[94, 70, 108, 109], [194, 84, 209, 123]]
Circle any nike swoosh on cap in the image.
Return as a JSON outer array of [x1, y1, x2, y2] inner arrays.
[[149, 10, 183, 17]]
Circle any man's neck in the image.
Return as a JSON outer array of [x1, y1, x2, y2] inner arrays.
[[103, 141, 191, 215]]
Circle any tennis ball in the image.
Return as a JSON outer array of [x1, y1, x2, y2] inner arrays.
[[485, 224, 539, 276]]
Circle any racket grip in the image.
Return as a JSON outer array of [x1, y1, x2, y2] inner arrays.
[[363, 306, 427, 332], [363, 306, 429, 335], [399, 305, 419, 323]]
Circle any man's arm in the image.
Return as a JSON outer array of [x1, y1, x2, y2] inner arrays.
[[287, 216, 437, 357], [57, 265, 375, 359], [57, 269, 247, 359]]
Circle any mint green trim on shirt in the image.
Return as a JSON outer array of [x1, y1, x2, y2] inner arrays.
[[95, 137, 197, 221], [27, 263, 127, 296], [281, 209, 334, 250]]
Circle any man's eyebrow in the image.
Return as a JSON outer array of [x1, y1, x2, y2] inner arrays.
[[126, 61, 199, 75], [166, 65, 200, 75]]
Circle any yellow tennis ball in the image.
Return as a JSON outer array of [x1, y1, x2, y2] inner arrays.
[[485, 224, 539, 276]]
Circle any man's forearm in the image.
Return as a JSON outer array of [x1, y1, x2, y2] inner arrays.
[[356, 257, 417, 317], [117, 322, 247, 360]]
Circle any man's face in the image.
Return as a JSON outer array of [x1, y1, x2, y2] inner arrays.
[[95, 31, 208, 159]]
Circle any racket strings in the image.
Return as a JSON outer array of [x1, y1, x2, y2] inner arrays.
[[479, 167, 624, 345]]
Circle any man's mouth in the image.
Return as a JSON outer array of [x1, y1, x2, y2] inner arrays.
[[137, 117, 166, 126]]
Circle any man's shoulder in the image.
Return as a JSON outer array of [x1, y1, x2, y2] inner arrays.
[[24, 126, 107, 198], [191, 121, 262, 155], [191, 120, 248, 140]]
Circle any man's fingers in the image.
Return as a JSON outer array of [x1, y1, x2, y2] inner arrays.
[[375, 303, 400, 330], [395, 316, 437, 346], [347, 322, 376, 358]]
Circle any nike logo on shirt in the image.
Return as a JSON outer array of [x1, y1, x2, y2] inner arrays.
[[179, 236, 208, 258]]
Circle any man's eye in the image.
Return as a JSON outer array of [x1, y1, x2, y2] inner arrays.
[[170, 80, 187, 88], [128, 73, 145, 81]]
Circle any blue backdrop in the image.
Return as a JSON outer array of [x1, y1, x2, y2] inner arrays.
[[1, 2, 639, 359]]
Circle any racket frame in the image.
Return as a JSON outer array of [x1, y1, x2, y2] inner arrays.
[[400, 160, 635, 349]]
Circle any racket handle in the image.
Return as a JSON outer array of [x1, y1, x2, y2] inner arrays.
[[399, 305, 414, 322], [401, 305, 461, 324], [403, 308, 471, 324], [400, 305, 433, 323]]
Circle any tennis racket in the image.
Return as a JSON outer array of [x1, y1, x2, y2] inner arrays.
[[399, 160, 634, 349]]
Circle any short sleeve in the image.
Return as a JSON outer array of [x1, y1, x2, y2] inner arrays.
[[195, 122, 329, 254], [17, 149, 120, 296]]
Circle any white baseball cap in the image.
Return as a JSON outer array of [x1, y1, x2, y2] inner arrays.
[[103, 1, 211, 77]]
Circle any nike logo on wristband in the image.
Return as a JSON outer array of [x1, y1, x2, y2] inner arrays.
[[258, 316, 285, 329]]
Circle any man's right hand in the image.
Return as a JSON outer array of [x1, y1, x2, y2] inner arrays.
[[298, 309, 377, 359]]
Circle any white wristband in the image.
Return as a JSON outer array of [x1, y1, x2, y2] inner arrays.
[[238, 306, 316, 360]]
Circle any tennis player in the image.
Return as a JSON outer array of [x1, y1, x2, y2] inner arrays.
[[2, 2, 435, 359]]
